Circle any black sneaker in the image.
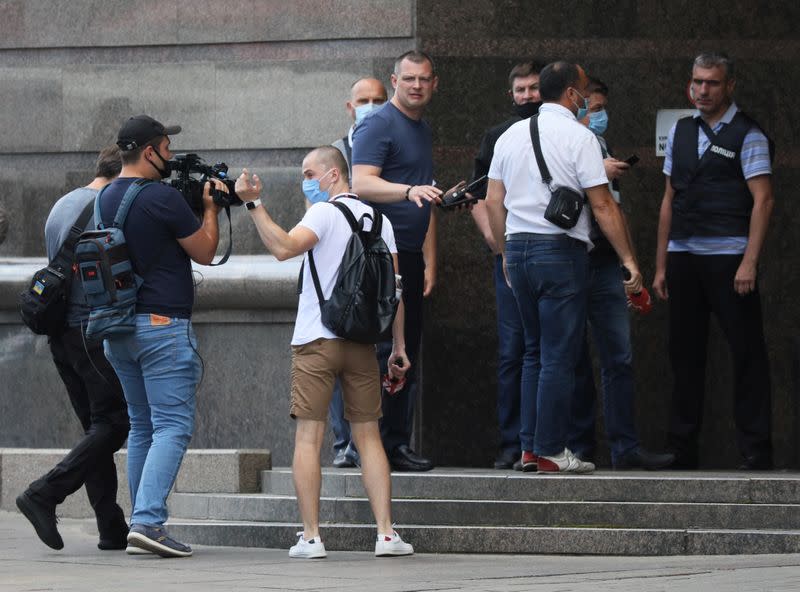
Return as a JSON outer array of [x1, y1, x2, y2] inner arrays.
[[16, 491, 63, 550], [493, 448, 521, 470], [127, 524, 192, 558]]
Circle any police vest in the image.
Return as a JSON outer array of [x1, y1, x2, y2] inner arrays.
[[669, 111, 772, 239]]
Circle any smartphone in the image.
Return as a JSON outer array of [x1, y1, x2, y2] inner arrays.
[[439, 175, 488, 209], [623, 154, 640, 166]]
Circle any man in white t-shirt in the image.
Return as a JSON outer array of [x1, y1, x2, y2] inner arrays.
[[485, 61, 643, 474], [236, 146, 414, 559]]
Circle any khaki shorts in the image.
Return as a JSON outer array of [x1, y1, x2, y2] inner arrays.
[[290, 338, 381, 422]]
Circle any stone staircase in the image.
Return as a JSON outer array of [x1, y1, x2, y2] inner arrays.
[[167, 468, 800, 555]]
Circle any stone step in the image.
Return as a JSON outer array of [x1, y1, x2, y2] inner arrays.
[[169, 492, 800, 530], [166, 521, 800, 556], [260, 468, 800, 504]]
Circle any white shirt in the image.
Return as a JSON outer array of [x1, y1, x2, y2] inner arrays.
[[488, 103, 609, 245], [291, 195, 397, 346]]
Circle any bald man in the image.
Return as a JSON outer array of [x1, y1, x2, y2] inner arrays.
[[331, 77, 389, 177]]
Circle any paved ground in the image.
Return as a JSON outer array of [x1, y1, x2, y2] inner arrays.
[[3, 511, 800, 592]]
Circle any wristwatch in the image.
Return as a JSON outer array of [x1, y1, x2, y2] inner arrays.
[[245, 198, 262, 210]]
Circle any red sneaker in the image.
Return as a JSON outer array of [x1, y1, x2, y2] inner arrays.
[[520, 450, 539, 472]]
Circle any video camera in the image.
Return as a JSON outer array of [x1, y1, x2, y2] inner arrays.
[[166, 153, 242, 216]]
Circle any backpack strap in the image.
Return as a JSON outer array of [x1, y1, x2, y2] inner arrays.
[[50, 198, 95, 272], [113, 179, 154, 227], [305, 200, 363, 306]]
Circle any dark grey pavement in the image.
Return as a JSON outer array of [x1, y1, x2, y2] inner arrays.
[[3, 511, 800, 591]]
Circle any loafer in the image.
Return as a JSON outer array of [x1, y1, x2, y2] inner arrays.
[[16, 491, 63, 550], [493, 448, 521, 470], [389, 445, 433, 472], [613, 448, 675, 470]]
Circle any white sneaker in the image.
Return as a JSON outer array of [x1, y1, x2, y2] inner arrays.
[[375, 531, 414, 556], [289, 532, 327, 559], [537, 448, 595, 473]]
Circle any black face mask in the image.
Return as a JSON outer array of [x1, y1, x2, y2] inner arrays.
[[149, 149, 172, 179], [514, 101, 542, 120]]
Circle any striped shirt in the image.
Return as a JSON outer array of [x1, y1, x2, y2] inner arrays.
[[662, 103, 772, 255]]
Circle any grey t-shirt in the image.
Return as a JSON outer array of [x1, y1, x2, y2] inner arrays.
[[44, 186, 97, 326]]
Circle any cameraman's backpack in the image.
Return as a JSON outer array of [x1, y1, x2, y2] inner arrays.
[[18, 201, 94, 336], [303, 200, 398, 344], [74, 179, 153, 340]]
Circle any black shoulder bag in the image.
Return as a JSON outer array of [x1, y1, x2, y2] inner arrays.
[[18, 199, 95, 336], [530, 115, 586, 230]]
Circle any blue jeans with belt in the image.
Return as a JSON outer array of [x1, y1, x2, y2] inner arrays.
[[504, 234, 588, 457], [568, 255, 639, 463], [104, 314, 201, 527]]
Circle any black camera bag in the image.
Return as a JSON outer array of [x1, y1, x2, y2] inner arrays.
[[18, 200, 94, 336], [530, 115, 586, 230]]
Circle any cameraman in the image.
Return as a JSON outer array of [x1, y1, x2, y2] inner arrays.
[[101, 115, 226, 558]]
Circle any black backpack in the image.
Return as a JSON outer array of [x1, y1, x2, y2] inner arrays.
[[18, 200, 94, 336], [303, 200, 398, 344]]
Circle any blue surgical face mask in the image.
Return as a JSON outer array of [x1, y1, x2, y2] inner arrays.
[[588, 109, 608, 135], [302, 169, 334, 204], [354, 102, 382, 126], [571, 88, 590, 120]]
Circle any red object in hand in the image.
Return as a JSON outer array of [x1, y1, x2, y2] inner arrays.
[[382, 373, 406, 396], [382, 358, 406, 396], [627, 287, 653, 315]]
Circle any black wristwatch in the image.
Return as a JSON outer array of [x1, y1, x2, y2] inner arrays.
[[245, 198, 262, 210]]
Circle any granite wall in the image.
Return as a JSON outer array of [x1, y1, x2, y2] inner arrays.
[[1, 0, 798, 468], [417, 0, 800, 468]]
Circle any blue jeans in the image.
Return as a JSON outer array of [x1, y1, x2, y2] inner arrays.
[[494, 255, 524, 453], [505, 235, 588, 457], [328, 380, 353, 453], [568, 255, 639, 463], [104, 315, 201, 527]]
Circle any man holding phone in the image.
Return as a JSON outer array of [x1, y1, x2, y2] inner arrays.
[[568, 78, 675, 470]]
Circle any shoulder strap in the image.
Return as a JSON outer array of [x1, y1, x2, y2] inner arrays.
[[306, 201, 359, 307], [330, 200, 361, 232], [50, 198, 95, 270], [529, 115, 553, 186], [113, 179, 154, 227]]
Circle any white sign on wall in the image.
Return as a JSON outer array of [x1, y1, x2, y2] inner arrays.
[[656, 109, 696, 157]]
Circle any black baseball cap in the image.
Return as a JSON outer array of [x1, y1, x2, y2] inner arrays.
[[116, 114, 181, 150]]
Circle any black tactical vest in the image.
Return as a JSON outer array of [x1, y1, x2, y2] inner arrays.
[[669, 111, 772, 239]]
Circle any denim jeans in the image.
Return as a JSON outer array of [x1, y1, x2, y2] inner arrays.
[[505, 235, 588, 457], [494, 255, 524, 453], [328, 379, 353, 453], [104, 314, 201, 527], [568, 255, 639, 463]]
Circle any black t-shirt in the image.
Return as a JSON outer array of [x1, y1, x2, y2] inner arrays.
[[98, 177, 201, 318], [472, 115, 522, 199]]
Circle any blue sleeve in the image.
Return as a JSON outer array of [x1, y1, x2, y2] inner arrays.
[[351, 114, 392, 168], [741, 127, 772, 179]]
